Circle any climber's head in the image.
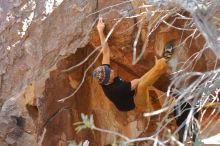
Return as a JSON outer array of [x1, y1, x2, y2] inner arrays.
[[92, 65, 115, 85]]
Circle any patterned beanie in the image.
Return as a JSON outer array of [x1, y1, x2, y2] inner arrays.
[[92, 65, 111, 85]]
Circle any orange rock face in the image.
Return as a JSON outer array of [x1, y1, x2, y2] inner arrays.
[[1, 0, 220, 146], [40, 2, 219, 146]]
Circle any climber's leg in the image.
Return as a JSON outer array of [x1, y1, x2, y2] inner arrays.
[[149, 89, 163, 110], [139, 58, 168, 87], [163, 40, 175, 60], [134, 40, 175, 112], [134, 58, 168, 112]]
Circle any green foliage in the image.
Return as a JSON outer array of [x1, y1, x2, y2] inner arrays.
[[193, 138, 204, 146], [74, 113, 95, 133], [68, 141, 83, 146]]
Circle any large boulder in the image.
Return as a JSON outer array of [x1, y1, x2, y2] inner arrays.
[[0, 0, 220, 145]]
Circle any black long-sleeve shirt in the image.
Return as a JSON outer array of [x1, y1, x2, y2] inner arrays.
[[101, 76, 135, 111]]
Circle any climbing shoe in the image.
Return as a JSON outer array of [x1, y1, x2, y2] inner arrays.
[[163, 40, 175, 60]]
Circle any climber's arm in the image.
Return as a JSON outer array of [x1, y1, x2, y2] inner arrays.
[[97, 18, 110, 65]]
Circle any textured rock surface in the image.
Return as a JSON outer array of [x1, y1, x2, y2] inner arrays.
[[0, 0, 96, 100], [0, 0, 97, 145], [0, 0, 220, 146]]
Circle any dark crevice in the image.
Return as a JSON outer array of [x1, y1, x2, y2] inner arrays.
[[26, 104, 39, 122]]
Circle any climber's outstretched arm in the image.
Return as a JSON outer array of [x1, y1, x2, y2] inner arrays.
[[97, 18, 110, 65]]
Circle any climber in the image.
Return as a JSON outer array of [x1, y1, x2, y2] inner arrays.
[[92, 17, 174, 112], [93, 17, 203, 144]]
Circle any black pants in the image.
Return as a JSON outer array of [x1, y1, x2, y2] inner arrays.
[[174, 102, 199, 142]]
